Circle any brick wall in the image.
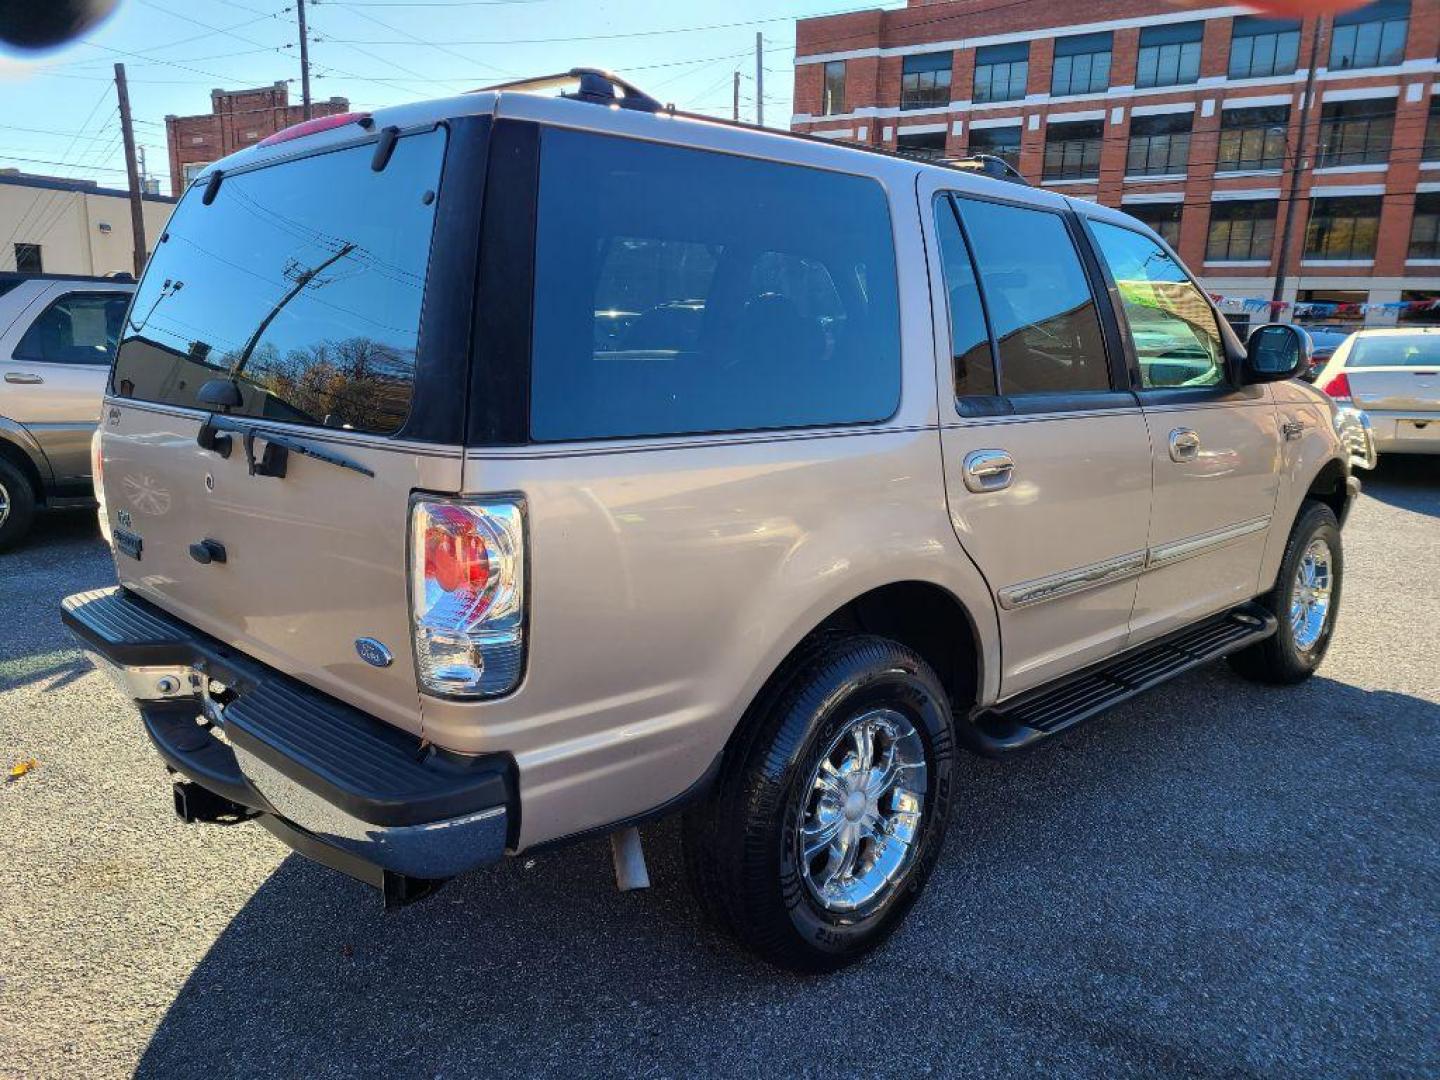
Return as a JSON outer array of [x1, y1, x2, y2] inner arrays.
[[164, 83, 350, 196]]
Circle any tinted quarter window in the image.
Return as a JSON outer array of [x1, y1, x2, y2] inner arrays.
[[530, 129, 901, 441], [933, 196, 996, 398], [1091, 221, 1224, 389], [14, 292, 130, 365], [112, 129, 446, 435], [954, 198, 1109, 395]]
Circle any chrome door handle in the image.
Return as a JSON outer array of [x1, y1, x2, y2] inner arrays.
[[4, 372, 44, 384], [962, 449, 1014, 493], [1168, 428, 1200, 463]]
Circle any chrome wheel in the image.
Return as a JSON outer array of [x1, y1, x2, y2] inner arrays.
[[0, 479, 9, 530], [1290, 537, 1334, 652], [797, 707, 928, 914]]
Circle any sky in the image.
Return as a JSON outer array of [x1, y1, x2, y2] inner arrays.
[[0, 0, 906, 197]]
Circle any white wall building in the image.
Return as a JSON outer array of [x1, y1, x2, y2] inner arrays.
[[0, 171, 176, 278]]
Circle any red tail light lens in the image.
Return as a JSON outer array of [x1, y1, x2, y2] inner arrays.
[[258, 112, 371, 147], [1321, 372, 1352, 400], [410, 499, 525, 698]]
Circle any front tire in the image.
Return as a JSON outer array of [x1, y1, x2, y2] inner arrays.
[[1229, 501, 1342, 685], [682, 634, 955, 972], [0, 457, 37, 553]]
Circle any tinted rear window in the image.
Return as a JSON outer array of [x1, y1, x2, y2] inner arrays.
[[112, 129, 446, 435], [529, 129, 901, 441], [1348, 334, 1440, 368]]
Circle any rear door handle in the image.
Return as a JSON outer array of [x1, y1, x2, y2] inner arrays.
[[4, 372, 44, 384], [962, 449, 1014, 493], [1168, 428, 1200, 463]]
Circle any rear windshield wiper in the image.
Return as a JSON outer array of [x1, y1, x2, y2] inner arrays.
[[196, 416, 375, 480]]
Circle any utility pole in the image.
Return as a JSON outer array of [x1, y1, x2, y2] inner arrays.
[[297, 0, 313, 120], [733, 71, 740, 123], [1271, 15, 1324, 319], [114, 63, 147, 278], [755, 32, 764, 128]]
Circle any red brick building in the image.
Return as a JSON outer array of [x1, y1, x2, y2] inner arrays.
[[164, 83, 350, 198], [792, 0, 1440, 330]]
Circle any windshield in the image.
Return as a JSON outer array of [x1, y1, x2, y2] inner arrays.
[[1347, 333, 1440, 369], [111, 128, 446, 435]]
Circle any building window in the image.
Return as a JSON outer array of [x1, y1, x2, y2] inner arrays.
[[897, 130, 946, 160], [967, 125, 1022, 170], [1218, 105, 1290, 171], [1136, 22, 1204, 89], [1410, 192, 1440, 260], [1317, 99, 1395, 167], [1228, 15, 1300, 79], [901, 52, 952, 111], [181, 161, 213, 185], [1423, 97, 1440, 161], [822, 60, 846, 116], [973, 42, 1029, 104], [1305, 196, 1382, 260], [1126, 202, 1183, 248], [13, 243, 41, 273], [1127, 113, 1192, 176], [1398, 290, 1440, 325], [1206, 200, 1278, 262], [1051, 32, 1111, 96], [1043, 119, 1103, 181], [1329, 0, 1409, 71]]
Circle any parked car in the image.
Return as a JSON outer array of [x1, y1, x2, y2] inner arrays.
[[0, 272, 133, 550], [62, 72, 1359, 972], [1294, 326, 1353, 382], [1314, 327, 1440, 458]]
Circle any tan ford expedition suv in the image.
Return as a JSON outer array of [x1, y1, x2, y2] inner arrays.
[[63, 72, 1359, 971]]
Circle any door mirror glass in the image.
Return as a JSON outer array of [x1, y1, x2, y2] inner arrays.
[[1245, 323, 1310, 382]]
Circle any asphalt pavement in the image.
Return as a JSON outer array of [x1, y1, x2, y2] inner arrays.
[[1, 458, 1436, 1079]]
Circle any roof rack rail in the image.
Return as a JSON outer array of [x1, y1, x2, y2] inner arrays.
[[0, 270, 135, 284], [936, 154, 1030, 186], [478, 68, 668, 114]]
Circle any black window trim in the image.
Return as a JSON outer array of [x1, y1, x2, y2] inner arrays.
[[13, 289, 132, 367], [1074, 214, 1252, 407], [935, 188, 1135, 418]]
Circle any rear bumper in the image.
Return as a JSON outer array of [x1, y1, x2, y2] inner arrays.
[[1363, 411, 1440, 455], [61, 587, 514, 891]]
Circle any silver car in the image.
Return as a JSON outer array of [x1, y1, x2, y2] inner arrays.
[[1314, 327, 1440, 458]]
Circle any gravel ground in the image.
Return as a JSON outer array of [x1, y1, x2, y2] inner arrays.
[[1, 458, 1437, 1080]]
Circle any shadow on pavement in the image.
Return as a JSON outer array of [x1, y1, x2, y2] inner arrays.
[[133, 670, 1440, 1078], [1359, 455, 1439, 516]]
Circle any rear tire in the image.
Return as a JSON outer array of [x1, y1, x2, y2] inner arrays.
[[681, 633, 955, 972], [1229, 501, 1342, 685], [0, 458, 37, 553]]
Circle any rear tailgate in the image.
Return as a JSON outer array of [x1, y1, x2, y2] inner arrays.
[[102, 120, 471, 733], [1347, 368, 1440, 415]]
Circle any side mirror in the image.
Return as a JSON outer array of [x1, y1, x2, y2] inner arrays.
[[1244, 323, 1311, 383], [197, 378, 243, 408]]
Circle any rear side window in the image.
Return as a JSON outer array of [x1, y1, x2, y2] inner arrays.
[[529, 129, 901, 441], [14, 292, 129, 365], [932, 196, 996, 397], [1089, 221, 1224, 389], [953, 198, 1110, 396], [112, 129, 446, 435]]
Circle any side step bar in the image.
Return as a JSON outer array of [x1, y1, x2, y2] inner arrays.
[[967, 602, 1278, 756]]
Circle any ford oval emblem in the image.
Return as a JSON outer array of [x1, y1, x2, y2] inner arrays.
[[355, 638, 393, 668]]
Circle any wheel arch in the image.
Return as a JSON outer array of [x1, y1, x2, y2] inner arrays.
[[0, 424, 48, 499]]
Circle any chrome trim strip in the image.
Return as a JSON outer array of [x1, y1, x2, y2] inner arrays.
[[1146, 515, 1271, 569], [997, 515, 1273, 609], [998, 550, 1147, 610]]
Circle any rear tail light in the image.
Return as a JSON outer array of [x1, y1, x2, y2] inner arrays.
[[91, 428, 112, 548], [1321, 372, 1352, 401], [409, 498, 525, 698]]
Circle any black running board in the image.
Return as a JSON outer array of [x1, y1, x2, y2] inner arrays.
[[967, 602, 1278, 756]]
